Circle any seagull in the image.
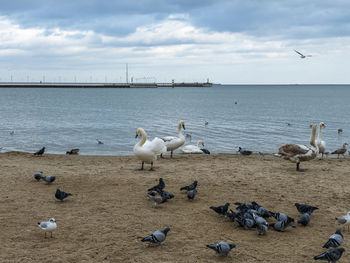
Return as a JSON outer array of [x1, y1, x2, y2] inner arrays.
[[206, 241, 236, 256], [34, 172, 43, 181], [323, 229, 343, 248], [294, 49, 312, 59], [34, 147, 45, 156], [141, 227, 170, 244], [38, 218, 57, 238], [55, 189, 72, 201], [42, 175, 56, 184], [314, 248, 345, 262], [335, 211, 350, 231]]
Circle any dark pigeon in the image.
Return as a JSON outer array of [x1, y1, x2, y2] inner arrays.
[[272, 212, 294, 223], [42, 175, 55, 184], [180, 180, 198, 191], [147, 190, 156, 196], [314, 248, 345, 262], [148, 178, 165, 191], [323, 229, 343, 248], [34, 147, 45, 156], [295, 203, 319, 214], [34, 172, 43, 181], [201, 148, 210, 154], [210, 203, 230, 215], [141, 227, 170, 244], [66, 148, 80, 155], [55, 189, 72, 201], [155, 188, 174, 200], [298, 213, 311, 226], [187, 189, 197, 200], [206, 241, 236, 256], [238, 147, 252, 155], [269, 218, 295, 232]]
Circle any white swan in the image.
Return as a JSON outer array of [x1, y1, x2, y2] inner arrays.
[[161, 120, 185, 157], [277, 123, 318, 172], [133, 128, 166, 170], [180, 140, 204, 154], [316, 122, 326, 158]]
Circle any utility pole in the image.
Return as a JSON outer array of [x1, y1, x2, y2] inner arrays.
[[126, 63, 128, 83]]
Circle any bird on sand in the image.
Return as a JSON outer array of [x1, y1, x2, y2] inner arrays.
[[294, 49, 312, 58], [210, 203, 230, 215], [146, 195, 166, 207], [206, 241, 236, 256], [141, 227, 170, 244], [295, 203, 319, 214], [34, 172, 43, 181], [38, 218, 57, 238], [148, 178, 165, 192], [180, 180, 198, 191], [34, 147, 45, 156], [297, 213, 311, 226], [335, 211, 350, 231], [187, 189, 197, 200], [331, 143, 348, 158], [323, 229, 343, 248], [55, 189, 72, 201], [314, 248, 345, 262], [237, 147, 252, 155], [42, 175, 56, 184]]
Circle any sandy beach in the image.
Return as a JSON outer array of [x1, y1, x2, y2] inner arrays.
[[1, 151, 349, 262]]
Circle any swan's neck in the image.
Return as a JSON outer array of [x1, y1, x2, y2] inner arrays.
[[310, 124, 317, 149], [177, 123, 183, 136], [138, 129, 147, 147], [317, 124, 323, 141], [197, 141, 202, 147]]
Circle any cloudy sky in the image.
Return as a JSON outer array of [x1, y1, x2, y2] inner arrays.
[[1, 0, 350, 84]]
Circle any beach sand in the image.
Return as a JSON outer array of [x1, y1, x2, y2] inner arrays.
[[0, 151, 349, 262]]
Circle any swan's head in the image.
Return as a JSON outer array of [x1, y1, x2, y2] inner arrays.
[[320, 122, 326, 128], [135, 128, 144, 138], [179, 120, 185, 130], [197, 140, 204, 147]]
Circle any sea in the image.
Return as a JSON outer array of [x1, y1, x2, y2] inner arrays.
[[0, 85, 349, 156]]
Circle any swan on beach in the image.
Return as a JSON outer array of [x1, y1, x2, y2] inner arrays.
[[161, 120, 185, 158], [180, 140, 205, 154], [316, 122, 326, 158], [133, 128, 166, 170], [277, 123, 318, 172]]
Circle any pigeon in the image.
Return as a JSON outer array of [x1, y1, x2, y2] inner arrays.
[[295, 203, 319, 214], [335, 211, 350, 231], [146, 195, 166, 206], [298, 213, 311, 226], [187, 189, 197, 200], [238, 147, 252, 155], [210, 203, 230, 215], [269, 218, 295, 232], [201, 148, 210, 154], [34, 147, 45, 156], [147, 190, 156, 196], [38, 218, 57, 238], [252, 202, 274, 218], [66, 148, 79, 155], [148, 178, 165, 192], [155, 188, 174, 200], [314, 248, 345, 262], [206, 241, 236, 256], [141, 227, 170, 244], [180, 180, 198, 191], [34, 172, 43, 181], [323, 229, 343, 248], [253, 213, 269, 235], [42, 175, 56, 184], [55, 189, 72, 201], [272, 212, 294, 223]]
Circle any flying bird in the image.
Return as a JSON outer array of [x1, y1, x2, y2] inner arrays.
[[294, 49, 312, 59], [34, 147, 45, 156], [314, 248, 345, 262], [206, 241, 236, 256], [141, 227, 170, 244], [38, 218, 57, 238], [55, 189, 72, 201]]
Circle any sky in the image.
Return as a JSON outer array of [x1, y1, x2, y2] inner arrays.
[[1, 0, 350, 84]]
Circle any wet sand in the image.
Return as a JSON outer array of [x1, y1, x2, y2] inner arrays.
[[0, 151, 349, 262]]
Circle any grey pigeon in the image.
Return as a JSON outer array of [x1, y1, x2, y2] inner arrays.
[[55, 189, 72, 201], [155, 188, 174, 200], [272, 212, 294, 223], [42, 175, 56, 184], [206, 241, 236, 256], [34, 172, 43, 181], [187, 189, 197, 200], [147, 190, 156, 196], [210, 203, 230, 215], [314, 248, 345, 262], [34, 147, 45, 156], [146, 195, 166, 206], [323, 229, 343, 248], [269, 218, 295, 232], [180, 180, 198, 191], [298, 213, 311, 226], [148, 178, 165, 191], [243, 218, 256, 229], [295, 203, 319, 214], [141, 227, 170, 244], [253, 213, 269, 235]]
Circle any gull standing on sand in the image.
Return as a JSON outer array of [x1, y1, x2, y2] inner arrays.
[[335, 211, 350, 231], [161, 120, 185, 158], [38, 218, 56, 238], [133, 128, 166, 171], [331, 143, 348, 158]]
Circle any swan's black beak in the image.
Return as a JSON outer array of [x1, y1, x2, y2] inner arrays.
[[182, 124, 186, 130], [135, 133, 139, 138]]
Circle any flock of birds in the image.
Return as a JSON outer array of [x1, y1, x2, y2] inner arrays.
[[140, 177, 350, 261]]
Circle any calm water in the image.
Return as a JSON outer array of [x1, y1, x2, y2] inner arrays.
[[0, 85, 349, 155]]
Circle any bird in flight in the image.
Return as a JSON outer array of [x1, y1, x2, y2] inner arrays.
[[294, 50, 312, 58]]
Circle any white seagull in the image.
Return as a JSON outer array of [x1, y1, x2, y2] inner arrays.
[[335, 212, 350, 231], [294, 49, 312, 59], [38, 218, 57, 238]]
